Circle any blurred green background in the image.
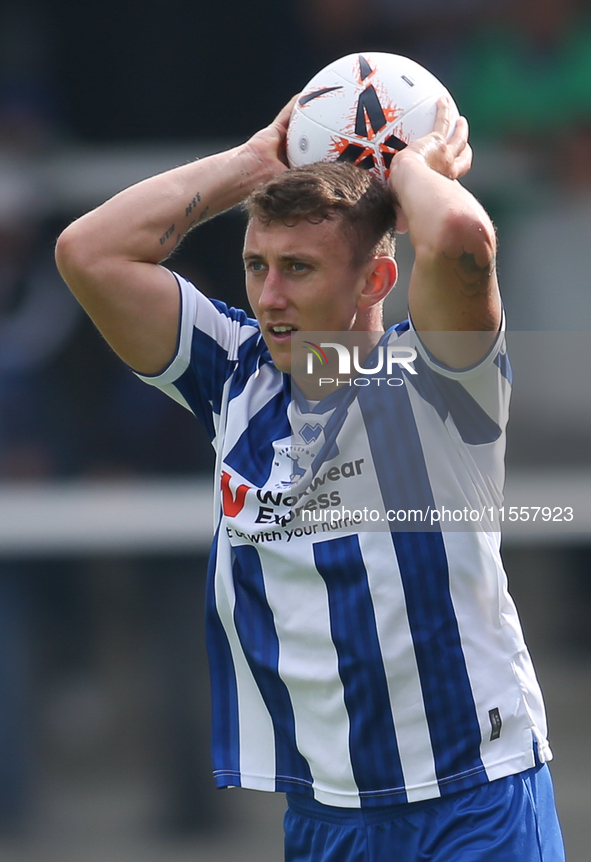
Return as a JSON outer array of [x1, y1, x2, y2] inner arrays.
[[0, 0, 590, 859]]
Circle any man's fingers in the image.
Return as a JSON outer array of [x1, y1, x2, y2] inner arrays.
[[433, 96, 452, 137], [433, 99, 469, 160], [448, 115, 469, 157], [273, 94, 299, 132], [454, 142, 473, 178]]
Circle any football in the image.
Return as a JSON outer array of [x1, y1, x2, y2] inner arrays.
[[286, 52, 460, 183]]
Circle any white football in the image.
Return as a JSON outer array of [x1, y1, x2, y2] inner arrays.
[[287, 52, 460, 182]]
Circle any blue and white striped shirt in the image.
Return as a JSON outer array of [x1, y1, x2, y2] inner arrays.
[[138, 273, 551, 808]]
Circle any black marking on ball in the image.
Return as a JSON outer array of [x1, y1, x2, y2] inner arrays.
[[358, 55, 373, 80], [336, 143, 367, 164], [299, 87, 343, 106], [355, 85, 387, 137], [401, 75, 415, 87], [359, 154, 376, 170], [383, 134, 407, 151]]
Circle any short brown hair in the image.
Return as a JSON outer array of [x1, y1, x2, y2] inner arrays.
[[243, 162, 397, 267]]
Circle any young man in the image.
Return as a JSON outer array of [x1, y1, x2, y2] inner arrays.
[[55, 97, 565, 860]]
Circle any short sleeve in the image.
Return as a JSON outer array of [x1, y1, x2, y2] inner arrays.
[[135, 273, 264, 438], [399, 312, 512, 442]]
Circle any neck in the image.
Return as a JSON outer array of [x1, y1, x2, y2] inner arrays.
[[352, 304, 384, 335]]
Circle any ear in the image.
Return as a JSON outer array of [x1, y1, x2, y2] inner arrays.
[[357, 256, 398, 310]]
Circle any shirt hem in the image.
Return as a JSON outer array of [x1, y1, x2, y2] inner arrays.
[[213, 747, 543, 808]]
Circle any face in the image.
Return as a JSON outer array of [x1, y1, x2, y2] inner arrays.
[[243, 216, 378, 373]]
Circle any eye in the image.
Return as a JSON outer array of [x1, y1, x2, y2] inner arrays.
[[291, 262, 310, 273], [245, 260, 266, 273]]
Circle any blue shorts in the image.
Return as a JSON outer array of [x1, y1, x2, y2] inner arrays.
[[284, 763, 565, 862]]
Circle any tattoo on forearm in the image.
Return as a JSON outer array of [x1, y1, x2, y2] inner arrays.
[[448, 251, 496, 296], [185, 192, 201, 217], [188, 206, 210, 231], [185, 191, 209, 231], [159, 193, 207, 248], [159, 224, 176, 246]]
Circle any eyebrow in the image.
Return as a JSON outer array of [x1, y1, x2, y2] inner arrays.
[[242, 251, 318, 264]]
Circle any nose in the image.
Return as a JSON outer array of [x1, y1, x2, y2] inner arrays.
[[256, 268, 288, 312]]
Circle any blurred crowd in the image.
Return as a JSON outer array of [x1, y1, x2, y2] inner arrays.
[[2, 0, 591, 477], [0, 0, 590, 841]]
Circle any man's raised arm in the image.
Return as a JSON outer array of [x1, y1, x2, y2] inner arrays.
[[55, 99, 295, 376], [388, 98, 501, 368]]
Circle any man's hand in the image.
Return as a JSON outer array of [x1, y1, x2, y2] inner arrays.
[[403, 97, 472, 181], [242, 95, 299, 180]]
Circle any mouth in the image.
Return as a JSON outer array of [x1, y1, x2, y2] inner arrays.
[[267, 325, 298, 342]]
